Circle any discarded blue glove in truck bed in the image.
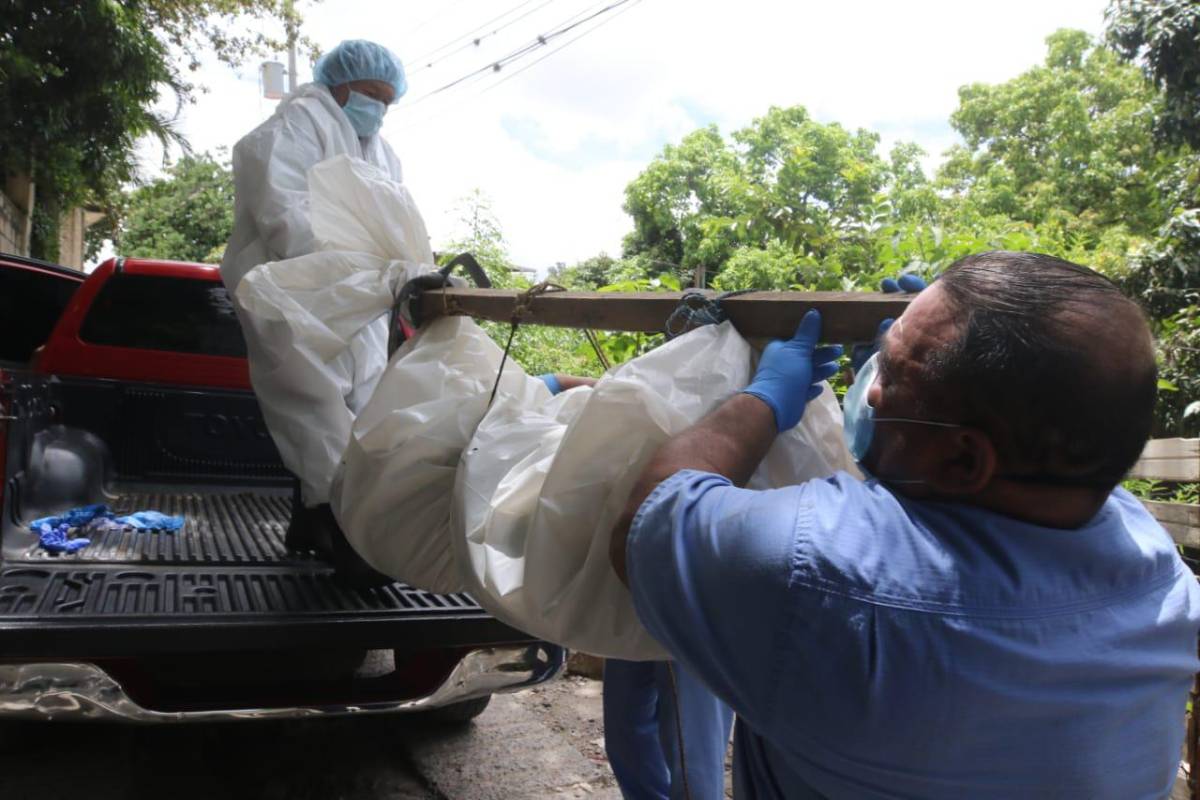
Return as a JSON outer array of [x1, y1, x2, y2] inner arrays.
[[29, 504, 185, 553]]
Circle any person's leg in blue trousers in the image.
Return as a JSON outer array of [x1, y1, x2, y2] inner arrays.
[[603, 658, 734, 800], [604, 659, 669, 798]]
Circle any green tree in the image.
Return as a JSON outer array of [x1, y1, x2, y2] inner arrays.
[[439, 189, 522, 288], [1121, 208, 1200, 436], [610, 25, 1196, 431], [732, 106, 888, 266], [622, 107, 896, 288], [1105, 3, 1200, 434], [549, 253, 621, 289], [0, 1, 309, 261], [884, 142, 941, 224], [1107, 0, 1200, 149], [939, 29, 1163, 239], [120, 151, 235, 263], [1153, 304, 1200, 437], [621, 125, 740, 279]]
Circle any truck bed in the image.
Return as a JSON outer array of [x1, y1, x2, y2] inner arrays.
[[0, 483, 518, 659], [6, 487, 301, 564]]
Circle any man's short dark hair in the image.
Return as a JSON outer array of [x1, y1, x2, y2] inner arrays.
[[926, 251, 1157, 489]]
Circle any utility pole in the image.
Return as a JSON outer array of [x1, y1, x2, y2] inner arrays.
[[285, 0, 298, 92]]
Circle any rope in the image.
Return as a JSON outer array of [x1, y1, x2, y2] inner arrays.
[[664, 289, 753, 339], [488, 282, 567, 406], [583, 327, 611, 371], [511, 280, 566, 321]]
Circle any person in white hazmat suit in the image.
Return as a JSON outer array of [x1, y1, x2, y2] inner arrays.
[[220, 39, 412, 584]]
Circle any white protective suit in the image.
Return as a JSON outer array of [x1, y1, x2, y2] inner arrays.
[[235, 156, 856, 659], [221, 83, 421, 506]]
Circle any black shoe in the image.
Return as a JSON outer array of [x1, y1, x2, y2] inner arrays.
[[286, 500, 393, 589], [324, 508, 395, 589], [285, 502, 334, 554]]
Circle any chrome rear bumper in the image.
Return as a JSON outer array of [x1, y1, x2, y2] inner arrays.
[[0, 644, 564, 723]]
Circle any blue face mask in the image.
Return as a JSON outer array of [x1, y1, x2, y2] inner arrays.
[[342, 90, 386, 137], [842, 352, 960, 467], [842, 352, 880, 462]]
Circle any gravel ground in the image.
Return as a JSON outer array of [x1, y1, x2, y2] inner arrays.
[[511, 674, 615, 788]]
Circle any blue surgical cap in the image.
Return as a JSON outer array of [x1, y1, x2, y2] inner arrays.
[[314, 40, 407, 103]]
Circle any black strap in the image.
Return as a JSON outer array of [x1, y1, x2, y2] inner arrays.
[[389, 252, 493, 356]]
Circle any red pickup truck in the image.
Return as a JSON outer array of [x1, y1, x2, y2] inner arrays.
[[0, 252, 563, 724]]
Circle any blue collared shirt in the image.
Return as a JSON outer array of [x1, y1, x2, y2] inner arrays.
[[627, 470, 1200, 799]]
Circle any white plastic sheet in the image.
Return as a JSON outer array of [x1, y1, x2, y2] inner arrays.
[[240, 153, 856, 659], [452, 321, 855, 660], [234, 155, 434, 505], [331, 316, 550, 594]]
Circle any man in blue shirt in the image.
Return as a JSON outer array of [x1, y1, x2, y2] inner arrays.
[[611, 251, 1200, 798], [541, 373, 734, 800]]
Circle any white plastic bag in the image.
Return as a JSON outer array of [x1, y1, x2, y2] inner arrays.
[[331, 316, 550, 594], [452, 321, 855, 661], [243, 156, 855, 659], [234, 155, 434, 505]]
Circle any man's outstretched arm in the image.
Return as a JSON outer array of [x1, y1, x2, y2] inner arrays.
[[610, 309, 841, 584]]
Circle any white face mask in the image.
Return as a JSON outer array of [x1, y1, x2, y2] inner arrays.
[[342, 90, 386, 137]]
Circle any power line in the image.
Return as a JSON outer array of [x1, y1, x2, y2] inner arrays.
[[480, 0, 642, 96], [410, 0, 563, 76], [399, 0, 475, 42], [408, 0, 637, 106], [401, 0, 644, 131], [409, 0, 547, 67]]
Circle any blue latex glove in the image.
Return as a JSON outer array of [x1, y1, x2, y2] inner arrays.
[[850, 273, 928, 373], [539, 373, 563, 395], [114, 511, 184, 531], [880, 273, 928, 294], [743, 309, 843, 431]]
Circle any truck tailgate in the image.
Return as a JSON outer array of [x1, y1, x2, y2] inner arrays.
[[0, 486, 528, 658]]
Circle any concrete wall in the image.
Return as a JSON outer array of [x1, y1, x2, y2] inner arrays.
[[0, 174, 33, 257], [57, 206, 92, 270], [1, 174, 98, 269]]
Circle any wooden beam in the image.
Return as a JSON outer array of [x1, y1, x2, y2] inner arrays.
[[1143, 500, 1200, 548], [419, 288, 913, 342], [1129, 438, 1200, 482]]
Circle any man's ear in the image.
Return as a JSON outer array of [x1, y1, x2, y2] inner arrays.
[[926, 427, 997, 495], [330, 84, 350, 107]]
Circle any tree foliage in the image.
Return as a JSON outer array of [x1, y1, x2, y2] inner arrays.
[[0, 1, 309, 261], [548, 253, 622, 289], [618, 33, 1165, 295], [601, 27, 1199, 434], [120, 151, 235, 263], [621, 109, 893, 287], [939, 29, 1162, 238], [1103, 1, 1200, 434], [1107, 0, 1200, 149]]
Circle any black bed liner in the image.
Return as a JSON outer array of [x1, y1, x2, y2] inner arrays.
[[5, 489, 303, 564], [0, 485, 527, 659], [1, 373, 535, 661]]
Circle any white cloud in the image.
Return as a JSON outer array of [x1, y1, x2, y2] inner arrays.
[[148, 0, 1110, 269]]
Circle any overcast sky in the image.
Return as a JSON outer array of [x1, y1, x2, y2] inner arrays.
[[136, 0, 1111, 272]]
